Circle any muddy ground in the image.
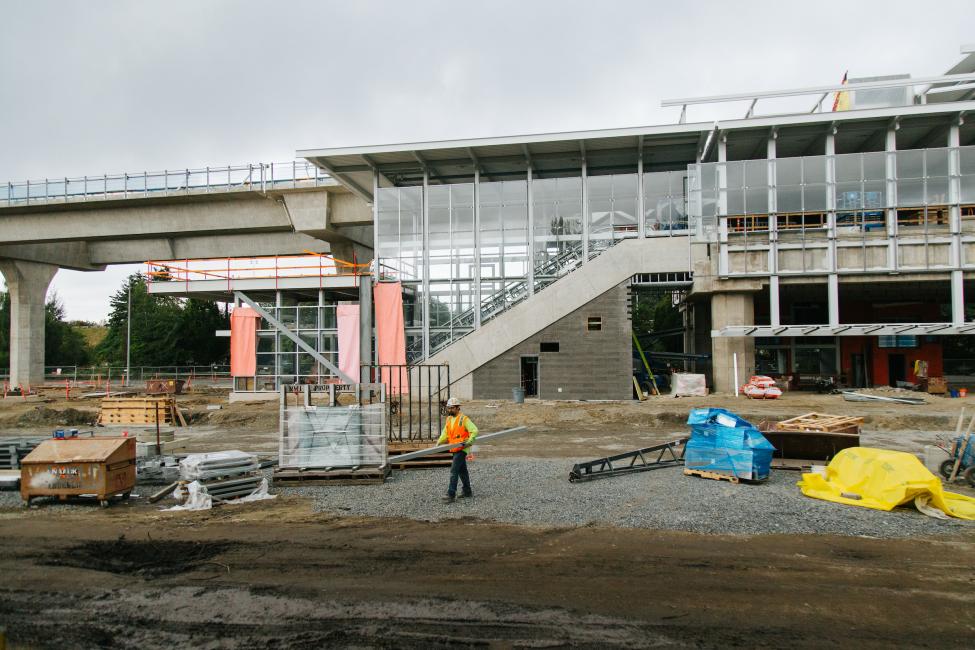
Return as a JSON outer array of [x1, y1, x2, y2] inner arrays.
[[0, 499, 973, 649], [1, 389, 974, 648]]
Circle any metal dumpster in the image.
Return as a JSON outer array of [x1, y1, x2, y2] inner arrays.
[[20, 437, 136, 507]]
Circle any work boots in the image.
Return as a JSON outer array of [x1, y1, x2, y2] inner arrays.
[[441, 495, 455, 503]]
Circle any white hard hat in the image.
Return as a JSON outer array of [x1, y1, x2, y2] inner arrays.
[[446, 397, 461, 408]]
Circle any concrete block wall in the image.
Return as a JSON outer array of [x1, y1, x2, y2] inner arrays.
[[471, 283, 632, 400]]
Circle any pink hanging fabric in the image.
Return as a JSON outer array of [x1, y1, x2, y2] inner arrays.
[[230, 307, 260, 377], [336, 304, 361, 383], [374, 281, 408, 394]]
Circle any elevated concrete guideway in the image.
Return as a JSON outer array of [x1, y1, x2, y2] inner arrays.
[[0, 162, 379, 387]]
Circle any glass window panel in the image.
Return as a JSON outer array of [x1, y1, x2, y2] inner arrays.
[[776, 185, 802, 213], [862, 152, 886, 181], [279, 336, 295, 353], [744, 160, 768, 188], [960, 176, 975, 203], [836, 183, 863, 210], [926, 149, 949, 177], [744, 187, 768, 214], [803, 157, 827, 184], [776, 158, 802, 186], [278, 307, 297, 329], [256, 353, 275, 374], [726, 188, 745, 216], [320, 305, 336, 329], [896, 178, 925, 206], [861, 181, 885, 209], [725, 162, 744, 190], [897, 150, 924, 179], [926, 176, 949, 205], [835, 154, 861, 182], [960, 147, 975, 176], [298, 306, 317, 329], [298, 354, 316, 377], [803, 184, 827, 212], [278, 354, 296, 375], [257, 334, 274, 353]]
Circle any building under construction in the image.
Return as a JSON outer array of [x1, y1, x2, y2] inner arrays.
[[54, 49, 975, 398]]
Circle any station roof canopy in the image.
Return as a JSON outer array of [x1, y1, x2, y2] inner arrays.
[[298, 120, 715, 200], [300, 97, 975, 203]]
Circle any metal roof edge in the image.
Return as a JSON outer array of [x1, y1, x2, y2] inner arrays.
[[716, 100, 975, 131], [296, 120, 717, 159]]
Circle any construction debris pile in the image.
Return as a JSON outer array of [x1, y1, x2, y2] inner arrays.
[[169, 451, 271, 510]]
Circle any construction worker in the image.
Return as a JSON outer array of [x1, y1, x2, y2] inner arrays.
[[438, 396, 478, 503]]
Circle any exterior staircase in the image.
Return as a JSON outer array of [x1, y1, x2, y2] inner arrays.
[[423, 236, 695, 389]]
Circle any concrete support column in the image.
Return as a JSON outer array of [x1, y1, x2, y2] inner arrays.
[[358, 275, 373, 380], [0, 259, 58, 388], [710, 292, 755, 394]]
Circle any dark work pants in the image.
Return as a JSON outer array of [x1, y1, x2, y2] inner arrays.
[[447, 450, 472, 497]]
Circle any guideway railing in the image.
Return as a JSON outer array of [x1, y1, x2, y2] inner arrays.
[[0, 366, 232, 386], [2, 160, 330, 207]]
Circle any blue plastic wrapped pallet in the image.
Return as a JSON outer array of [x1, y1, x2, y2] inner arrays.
[[684, 408, 776, 481]]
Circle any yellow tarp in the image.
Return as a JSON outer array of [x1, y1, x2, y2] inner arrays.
[[797, 447, 975, 520]]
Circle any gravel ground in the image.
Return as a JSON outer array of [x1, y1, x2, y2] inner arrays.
[[283, 459, 974, 539]]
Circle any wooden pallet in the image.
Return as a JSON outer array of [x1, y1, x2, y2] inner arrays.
[[683, 468, 761, 484], [388, 441, 451, 469], [273, 466, 391, 486], [97, 397, 188, 427], [775, 412, 863, 434]]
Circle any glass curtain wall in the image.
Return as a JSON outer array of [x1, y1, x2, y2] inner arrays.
[[478, 180, 528, 321], [240, 291, 339, 391], [375, 164, 708, 361], [377, 186, 425, 360], [587, 173, 638, 254], [643, 170, 689, 235], [428, 183, 475, 354], [532, 176, 583, 290], [690, 145, 975, 238]]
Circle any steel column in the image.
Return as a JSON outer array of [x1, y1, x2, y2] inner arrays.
[[526, 164, 535, 295], [949, 119, 965, 325], [473, 169, 482, 328], [581, 157, 589, 261], [422, 170, 431, 360]]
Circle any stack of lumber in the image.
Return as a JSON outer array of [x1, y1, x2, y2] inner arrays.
[[97, 396, 187, 427]]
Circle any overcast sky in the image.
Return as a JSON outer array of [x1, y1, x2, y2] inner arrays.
[[1, 0, 973, 321]]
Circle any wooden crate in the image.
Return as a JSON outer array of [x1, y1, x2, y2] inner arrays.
[[775, 412, 863, 434], [97, 397, 187, 427]]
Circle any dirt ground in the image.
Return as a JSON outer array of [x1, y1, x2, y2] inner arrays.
[[0, 500, 972, 648], [1, 389, 974, 648]]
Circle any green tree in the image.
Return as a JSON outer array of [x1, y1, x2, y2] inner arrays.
[[0, 291, 93, 368], [44, 293, 93, 366], [176, 298, 229, 365], [96, 275, 183, 366], [95, 275, 230, 367]]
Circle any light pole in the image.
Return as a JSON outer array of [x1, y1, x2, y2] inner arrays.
[[126, 278, 132, 387]]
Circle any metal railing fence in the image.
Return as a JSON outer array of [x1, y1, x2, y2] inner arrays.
[[2, 161, 330, 207], [0, 365, 232, 386]]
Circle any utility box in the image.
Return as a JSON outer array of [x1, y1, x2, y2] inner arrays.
[[20, 437, 136, 507]]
